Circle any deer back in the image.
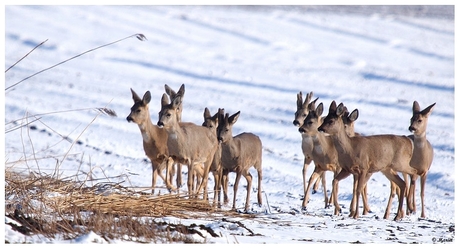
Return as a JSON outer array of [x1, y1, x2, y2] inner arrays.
[[319, 101, 414, 174]]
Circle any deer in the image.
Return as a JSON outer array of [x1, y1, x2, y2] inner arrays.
[[157, 85, 218, 200], [217, 110, 263, 212], [163, 84, 203, 192], [384, 101, 435, 219], [298, 100, 370, 215], [126, 88, 175, 194], [318, 101, 418, 220], [202, 107, 224, 206], [293, 91, 324, 198]]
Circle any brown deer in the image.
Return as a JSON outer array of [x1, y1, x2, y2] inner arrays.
[[293, 91, 324, 198], [202, 107, 224, 206], [385, 101, 435, 219], [407, 101, 435, 218], [163, 84, 203, 191], [218, 110, 263, 212], [318, 101, 417, 220], [126, 88, 175, 194], [157, 87, 218, 199], [299, 101, 370, 215]]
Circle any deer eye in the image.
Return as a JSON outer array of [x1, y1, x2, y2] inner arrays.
[[136, 109, 141, 113]]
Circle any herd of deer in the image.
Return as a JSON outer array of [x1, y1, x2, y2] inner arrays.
[[126, 84, 435, 221]]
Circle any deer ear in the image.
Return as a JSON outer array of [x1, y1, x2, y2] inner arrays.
[[316, 102, 324, 116], [336, 103, 345, 116], [204, 107, 211, 118], [303, 91, 313, 107], [421, 102, 436, 116], [329, 101, 337, 114], [164, 84, 176, 98], [172, 95, 182, 109], [142, 91, 151, 105], [161, 93, 169, 107], [412, 101, 421, 114], [229, 111, 240, 125], [131, 88, 142, 103], [177, 84, 185, 97], [296, 92, 303, 109], [349, 109, 359, 122]]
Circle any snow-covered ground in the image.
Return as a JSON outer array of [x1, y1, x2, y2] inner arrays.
[[4, 5, 455, 244]]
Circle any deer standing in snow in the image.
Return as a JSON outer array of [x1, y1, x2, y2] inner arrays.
[[126, 89, 175, 194], [218, 110, 263, 212], [384, 101, 435, 219], [298, 100, 370, 214], [157, 85, 218, 199], [163, 84, 203, 192], [293, 91, 324, 198], [318, 101, 417, 220], [202, 107, 224, 206]]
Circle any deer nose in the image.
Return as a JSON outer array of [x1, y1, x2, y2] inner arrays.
[[126, 116, 133, 122], [409, 126, 416, 132], [293, 120, 300, 126], [218, 136, 223, 142], [157, 121, 164, 127], [298, 127, 306, 133], [318, 126, 324, 132]]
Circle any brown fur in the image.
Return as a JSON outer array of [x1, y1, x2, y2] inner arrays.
[[218, 111, 263, 212], [126, 89, 175, 194], [318, 101, 417, 220]]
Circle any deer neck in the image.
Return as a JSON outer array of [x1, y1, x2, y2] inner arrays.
[[137, 118, 156, 143], [412, 132, 430, 149], [221, 137, 240, 158], [330, 122, 353, 155]]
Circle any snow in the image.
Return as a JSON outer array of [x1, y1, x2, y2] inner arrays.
[[3, 4, 456, 244]]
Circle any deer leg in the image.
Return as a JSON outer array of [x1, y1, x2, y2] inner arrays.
[[349, 174, 358, 217], [302, 157, 311, 195], [151, 160, 159, 195], [232, 173, 242, 211], [302, 168, 321, 209], [332, 169, 351, 215], [382, 170, 407, 220], [212, 168, 222, 208], [384, 181, 398, 220], [176, 163, 182, 189], [408, 174, 418, 215], [222, 170, 230, 205], [257, 166, 263, 206], [360, 173, 372, 216], [361, 182, 371, 215], [242, 170, 253, 212], [420, 173, 428, 218], [163, 157, 176, 193]]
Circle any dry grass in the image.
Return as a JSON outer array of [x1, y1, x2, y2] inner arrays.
[[5, 169, 244, 243]]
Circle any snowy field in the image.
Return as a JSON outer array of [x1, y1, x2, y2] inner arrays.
[[3, 5, 455, 244]]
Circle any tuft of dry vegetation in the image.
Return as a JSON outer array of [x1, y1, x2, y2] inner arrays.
[[5, 169, 244, 243]]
